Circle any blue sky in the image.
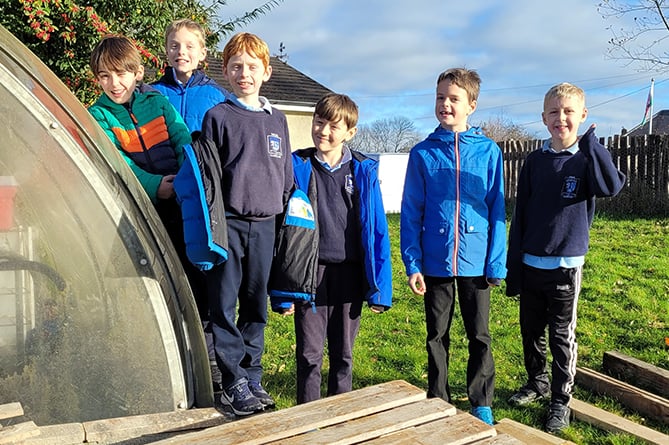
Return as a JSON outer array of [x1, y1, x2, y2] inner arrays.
[[220, 0, 665, 139]]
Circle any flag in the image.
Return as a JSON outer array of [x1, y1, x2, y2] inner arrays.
[[641, 80, 654, 125]]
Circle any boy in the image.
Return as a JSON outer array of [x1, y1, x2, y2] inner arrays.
[[88, 35, 191, 268], [152, 18, 228, 392], [400, 68, 506, 425], [180, 32, 293, 416], [269, 93, 392, 404], [506, 83, 625, 433], [152, 19, 228, 133]]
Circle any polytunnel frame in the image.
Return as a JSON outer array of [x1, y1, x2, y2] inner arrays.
[[0, 25, 213, 424]]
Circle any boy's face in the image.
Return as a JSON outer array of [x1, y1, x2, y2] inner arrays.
[[166, 28, 206, 83], [435, 79, 476, 132], [542, 95, 587, 150], [96, 64, 143, 105], [223, 51, 271, 105], [311, 115, 357, 157]]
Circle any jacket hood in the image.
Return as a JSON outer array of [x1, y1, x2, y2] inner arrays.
[[158, 68, 217, 88], [426, 125, 490, 144]]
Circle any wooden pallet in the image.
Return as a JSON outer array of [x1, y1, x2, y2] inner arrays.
[[146, 380, 516, 444]]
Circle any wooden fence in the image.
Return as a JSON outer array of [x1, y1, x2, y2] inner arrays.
[[499, 134, 669, 217]]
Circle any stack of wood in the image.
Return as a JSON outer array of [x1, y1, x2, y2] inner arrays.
[[0, 402, 40, 444], [573, 350, 669, 445]]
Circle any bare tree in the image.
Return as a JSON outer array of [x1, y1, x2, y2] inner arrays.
[[598, 0, 669, 70], [349, 116, 422, 153], [477, 113, 537, 142]]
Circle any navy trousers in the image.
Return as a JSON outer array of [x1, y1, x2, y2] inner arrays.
[[294, 262, 364, 404], [207, 217, 275, 388]]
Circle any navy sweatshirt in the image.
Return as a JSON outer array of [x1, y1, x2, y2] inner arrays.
[[201, 100, 293, 219], [506, 126, 625, 296]]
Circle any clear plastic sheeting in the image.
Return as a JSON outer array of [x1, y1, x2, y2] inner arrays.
[[0, 26, 212, 425]]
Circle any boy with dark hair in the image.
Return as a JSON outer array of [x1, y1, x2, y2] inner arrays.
[[400, 67, 507, 425], [177, 32, 293, 416], [269, 93, 392, 404], [506, 82, 625, 433], [88, 35, 191, 273]]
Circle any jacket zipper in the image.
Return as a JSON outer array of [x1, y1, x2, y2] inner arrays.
[[125, 104, 156, 172], [452, 133, 460, 275]]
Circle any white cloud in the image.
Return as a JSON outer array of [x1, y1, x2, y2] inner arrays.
[[220, 0, 663, 139]]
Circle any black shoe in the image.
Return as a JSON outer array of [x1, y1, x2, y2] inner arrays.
[[220, 380, 264, 416], [508, 385, 549, 406], [545, 402, 571, 433], [248, 381, 276, 408]]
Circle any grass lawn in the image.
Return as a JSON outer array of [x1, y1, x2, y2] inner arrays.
[[262, 214, 669, 445]]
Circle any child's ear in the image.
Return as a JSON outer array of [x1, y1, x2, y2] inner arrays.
[[135, 65, 145, 81], [345, 126, 358, 141]]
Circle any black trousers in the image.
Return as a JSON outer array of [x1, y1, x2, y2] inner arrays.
[[424, 275, 494, 407], [519, 264, 581, 405], [294, 262, 363, 404]]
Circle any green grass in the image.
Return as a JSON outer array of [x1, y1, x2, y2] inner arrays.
[[262, 214, 669, 445]]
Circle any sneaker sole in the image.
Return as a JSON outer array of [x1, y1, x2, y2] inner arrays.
[[220, 395, 264, 416]]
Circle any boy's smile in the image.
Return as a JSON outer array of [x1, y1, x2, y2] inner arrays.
[[435, 79, 476, 132], [166, 27, 207, 84], [542, 95, 587, 150], [96, 65, 143, 105], [224, 51, 271, 106]]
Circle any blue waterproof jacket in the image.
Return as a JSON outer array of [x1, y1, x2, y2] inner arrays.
[[400, 126, 507, 279], [173, 137, 228, 270], [152, 68, 228, 133], [269, 149, 393, 311]]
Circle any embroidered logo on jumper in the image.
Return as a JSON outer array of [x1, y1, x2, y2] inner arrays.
[[345, 174, 354, 194], [267, 134, 282, 158], [561, 176, 579, 199]]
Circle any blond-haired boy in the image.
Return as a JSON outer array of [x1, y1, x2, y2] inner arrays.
[[506, 82, 625, 433], [152, 18, 228, 133]]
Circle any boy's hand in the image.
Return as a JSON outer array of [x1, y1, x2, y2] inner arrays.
[[486, 277, 501, 287], [157, 175, 176, 200], [408, 272, 426, 296], [281, 304, 295, 316]]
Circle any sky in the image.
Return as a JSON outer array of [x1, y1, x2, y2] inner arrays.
[[219, 0, 666, 139]]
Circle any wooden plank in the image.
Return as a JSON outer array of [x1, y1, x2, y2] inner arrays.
[[0, 421, 40, 444], [150, 380, 426, 445], [476, 433, 526, 444], [570, 398, 669, 445], [495, 418, 577, 445], [603, 351, 669, 399], [0, 403, 23, 420], [364, 412, 496, 445], [276, 397, 455, 444], [23, 423, 85, 445], [575, 367, 669, 424], [83, 408, 227, 444]]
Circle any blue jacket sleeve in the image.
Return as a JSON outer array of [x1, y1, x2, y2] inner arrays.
[[485, 143, 507, 280], [400, 150, 425, 276]]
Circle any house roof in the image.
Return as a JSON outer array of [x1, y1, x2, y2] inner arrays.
[[206, 56, 333, 108], [625, 109, 669, 136]]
